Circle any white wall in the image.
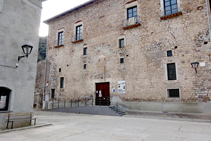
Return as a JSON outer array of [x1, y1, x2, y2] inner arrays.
[[0, 0, 43, 129]]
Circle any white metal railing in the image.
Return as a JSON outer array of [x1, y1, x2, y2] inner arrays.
[[123, 16, 141, 28]]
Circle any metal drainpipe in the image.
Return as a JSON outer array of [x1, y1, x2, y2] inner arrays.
[[42, 33, 49, 109], [205, 0, 211, 42]]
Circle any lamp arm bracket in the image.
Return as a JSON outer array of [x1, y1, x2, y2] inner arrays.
[[18, 55, 26, 61]]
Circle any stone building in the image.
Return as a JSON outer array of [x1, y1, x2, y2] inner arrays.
[[0, 0, 44, 129], [43, 0, 211, 113]]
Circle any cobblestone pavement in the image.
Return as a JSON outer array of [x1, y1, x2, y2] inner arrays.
[[0, 111, 211, 141]]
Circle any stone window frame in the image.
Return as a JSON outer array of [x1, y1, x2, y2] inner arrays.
[[72, 21, 83, 43], [166, 88, 181, 98], [164, 62, 179, 81], [160, 0, 182, 18], [124, 1, 140, 20], [117, 35, 126, 48], [55, 28, 65, 48]]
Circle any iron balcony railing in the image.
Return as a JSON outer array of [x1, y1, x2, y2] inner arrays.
[[122, 16, 141, 29], [54, 40, 63, 47], [72, 35, 83, 43]]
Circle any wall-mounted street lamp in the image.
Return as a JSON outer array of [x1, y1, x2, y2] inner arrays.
[[18, 44, 33, 61], [191, 62, 199, 73], [0, 44, 33, 68], [16, 44, 33, 67]]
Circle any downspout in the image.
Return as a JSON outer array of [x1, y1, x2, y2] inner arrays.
[[42, 33, 49, 109], [205, 0, 211, 42]]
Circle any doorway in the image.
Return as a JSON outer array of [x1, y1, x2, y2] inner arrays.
[[95, 82, 110, 106], [0, 87, 11, 111]]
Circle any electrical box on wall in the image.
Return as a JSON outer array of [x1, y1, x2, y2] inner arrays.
[[200, 62, 206, 67]]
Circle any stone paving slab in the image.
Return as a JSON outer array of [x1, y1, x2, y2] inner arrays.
[[0, 111, 211, 141]]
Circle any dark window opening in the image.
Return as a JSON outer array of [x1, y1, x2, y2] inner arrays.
[[76, 25, 82, 41], [83, 47, 87, 55], [175, 46, 177, 49], [51, 89, 55, 99], [58, 32, 63, 45], [127, 6, 137, 19], [59, 68, 61, 72], [0, 87, 10, 111], [84, 64, 87, 69], [204, 41, 208, 44], [60, 77, 64, 88], [119, 39, 124, 48], [164, 0, 178, 16], [168, 89, 180, 98], [210, 0, 211, 11], [167, 63, 176, 80], [120, 58, 124, 64], [167, 50, 172, 57]]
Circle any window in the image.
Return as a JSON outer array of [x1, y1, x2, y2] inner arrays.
[[83, 47, 87, 55], [167, 63, 176, 80], [84, 64, 87, 69], [58, 32, 63, 45], [120, 58, 124, 64], [168, 89, 180, 98], [210, 0, 211, 11], [59, 68, 61, 72], [167, 50, 172, 57], [76, 25, 82, 41], [164, 0, 178, 16], [60, 77, 64, 88], [51, 89, 55, 99], [127, 6, 137, 19], [119, 39, 124, 48], [0, 87, 10, 111]]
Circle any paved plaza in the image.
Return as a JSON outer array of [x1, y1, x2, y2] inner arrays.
[[0, 111, 211, 141]]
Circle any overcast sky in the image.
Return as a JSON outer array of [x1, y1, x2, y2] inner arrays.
[[39, 0, 89, 37]]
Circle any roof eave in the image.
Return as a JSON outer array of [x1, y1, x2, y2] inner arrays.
[[43, 0, 97, 24]]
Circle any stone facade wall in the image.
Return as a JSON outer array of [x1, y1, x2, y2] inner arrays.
[[46, 0, 211, 103]]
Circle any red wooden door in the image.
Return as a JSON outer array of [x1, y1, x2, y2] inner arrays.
[[95, 83, 110, 106]]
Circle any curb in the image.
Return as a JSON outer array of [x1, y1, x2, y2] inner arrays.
[[126, 111, 211, 123], [0, 123, 52, 133]]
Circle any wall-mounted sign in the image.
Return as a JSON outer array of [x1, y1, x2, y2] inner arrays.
[[200, 62, 205, 67], [113, 89, 115, 92], [118, 81, 125, 94], [99, 90, 102, 97]]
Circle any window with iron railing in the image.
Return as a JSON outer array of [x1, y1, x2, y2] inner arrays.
[[168, 89, 180, 98], [123, 6, 140, 29]]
